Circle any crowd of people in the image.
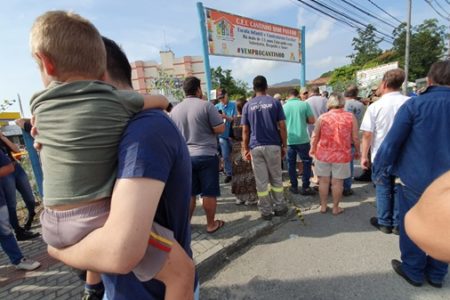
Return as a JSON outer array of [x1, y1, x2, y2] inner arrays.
[[1, 9, 450, 300]]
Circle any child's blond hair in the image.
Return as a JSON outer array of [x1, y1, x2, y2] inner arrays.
[[30, 10, 106, 79]]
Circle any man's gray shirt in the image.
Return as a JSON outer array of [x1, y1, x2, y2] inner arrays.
[[170, 97, 223, 157], [344, 98, 365, 126], [306, 95, 328, 136]]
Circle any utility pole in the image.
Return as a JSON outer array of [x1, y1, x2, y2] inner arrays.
[[403, 0, 412, 95]]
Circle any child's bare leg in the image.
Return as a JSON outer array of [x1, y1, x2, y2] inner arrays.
[[84, 271, 104, 299], [154, 241, 195, 300]]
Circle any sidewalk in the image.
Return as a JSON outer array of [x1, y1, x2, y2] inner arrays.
[[0, 174, 374, 299]]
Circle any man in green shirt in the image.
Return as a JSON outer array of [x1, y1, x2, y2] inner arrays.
[[283, 88, 316, 195]]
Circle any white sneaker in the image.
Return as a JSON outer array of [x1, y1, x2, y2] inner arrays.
[[15, 258, 41, 271]]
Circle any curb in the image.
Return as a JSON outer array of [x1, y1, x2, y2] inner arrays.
[[197, 208, 296, 282]]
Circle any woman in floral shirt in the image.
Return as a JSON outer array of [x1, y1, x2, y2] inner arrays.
[[309, 94, 360, 215]]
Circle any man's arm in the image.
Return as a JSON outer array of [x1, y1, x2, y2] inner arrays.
[[307, 116, 315, 125], [212, 123, 225, 134], [49, 178, 164, 274], [0, 162, 14, 177], [309, 118, 321, 157], [361, 131, 372, 169], [142, 94, 169, 110], [278, 120, 287, 159], [351, 115, 360, 160], [241, 125, 251, 161], [405, 171, 450, 263], [0, 132, 20, 153], [306, 103, 315, 124]]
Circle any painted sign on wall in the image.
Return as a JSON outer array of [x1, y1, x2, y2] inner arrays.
[[204, 7, 302, 63]]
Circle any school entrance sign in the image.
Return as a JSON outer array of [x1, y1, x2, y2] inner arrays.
[[197, 3, 306, 100], [205, 8, 302, 63]]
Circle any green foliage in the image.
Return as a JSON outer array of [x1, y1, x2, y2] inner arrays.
[[325, 19, 447, 90], [349, 24, 382, 66], [149, 70, 184, 101], [328, 64, 359, 90], [392, 19, 447, 80], [211, 67, 250, 99], [0, 99, 16, 112]]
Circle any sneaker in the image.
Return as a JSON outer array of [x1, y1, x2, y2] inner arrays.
[[82, 287, 105, 300], [24, 212, 36, 231], [343, 189, 354, 196], [370, 217, 392, 234], [245, 200, 258, 206], [300, 187, 316, 196], [289, 186, 299, 194], [354, 170, 372, 182], [224, 176, 232, 183], [15, 227, 40, 241], [235, 198, 245, 205], [15, 258, 41, 271], [274, 206, 289, 217]]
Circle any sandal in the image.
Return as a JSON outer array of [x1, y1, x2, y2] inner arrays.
[[207, 220, 225, 234], [332, 207, 344, 216]]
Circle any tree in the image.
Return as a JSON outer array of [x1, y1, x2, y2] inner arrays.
[[392, 19, 447, 81], [148, 70, 184, 101], [0, 99, 15, 113], [211, 67, 249, 99], [349, 24, 382, 66]]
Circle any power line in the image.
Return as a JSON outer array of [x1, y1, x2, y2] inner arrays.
[[339, 0, 398, 28], [290, 0, 361, 34], [295, 0, 394, 44], [433, 0, 450, 15], [328, 0, 395, 33], [309, 0, 395, 42], [424, 0, 450, 21], [367, 0, 403, 24]]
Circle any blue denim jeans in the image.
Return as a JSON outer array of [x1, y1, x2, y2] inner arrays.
[[2, 163, 36, 230], [219, 138, 233, 176], [372, 171, 399, 227], [397, 184, 448, 284], [343, 145, 355, 191], [287, 143, 312, 189], [0, 205, 23, 265]]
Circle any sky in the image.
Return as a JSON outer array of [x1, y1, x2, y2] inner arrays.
[[0, 0, 443, 116]]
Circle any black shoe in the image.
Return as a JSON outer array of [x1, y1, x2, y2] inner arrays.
[[343, 189, 354, 196], [300, 187, 316, 196], [24, 212, 36, 231], [289, 186, 299, 194], [274, 206, 288, 217], [224, 176, 232, 183], [370, 217, 392, 234], [392, 226, 400, 235], [261, 214, 273, 221], [15, 227, 40, 241], [82, 287, 105, 300], [391, 259, 422, 287], [354, 170, 372, 182], [426, 277, 443, 288]]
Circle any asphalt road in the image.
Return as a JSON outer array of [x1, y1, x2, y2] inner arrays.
[[201, 195, 450, 300]]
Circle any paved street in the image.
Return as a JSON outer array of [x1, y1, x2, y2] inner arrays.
[[202, 186, 450, 300], [0, 176, 291, 299], [2, 176, 450, 300]]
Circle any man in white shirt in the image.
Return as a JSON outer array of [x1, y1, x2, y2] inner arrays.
[[360, 69, 409, 235]]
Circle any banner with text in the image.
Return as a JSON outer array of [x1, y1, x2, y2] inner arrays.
[[204, 7, 302, 63]]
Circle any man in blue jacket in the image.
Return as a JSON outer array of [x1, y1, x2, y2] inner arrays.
[[373, 60, 450, 288]]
